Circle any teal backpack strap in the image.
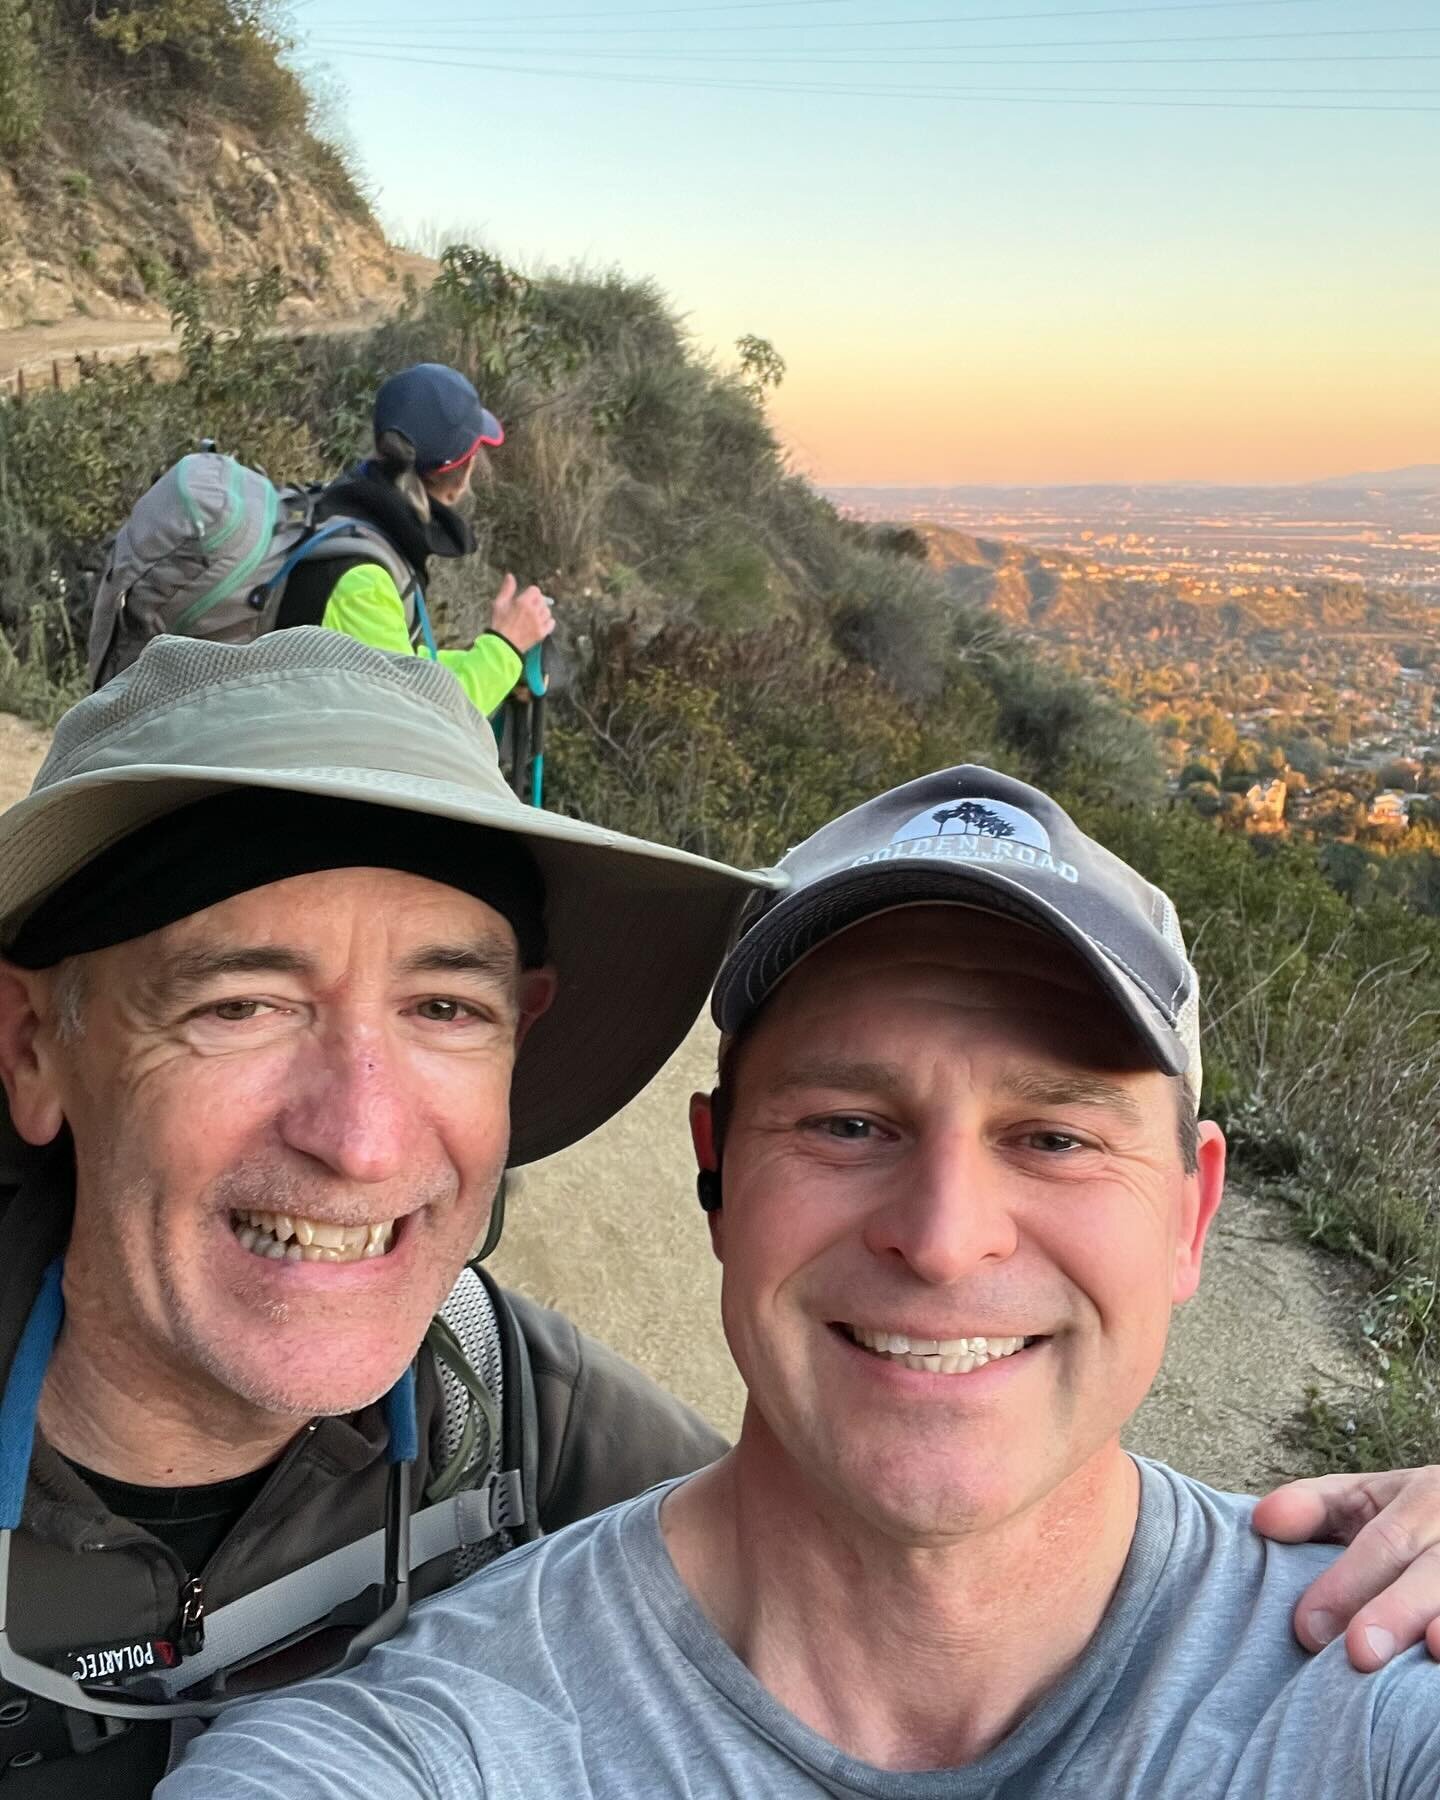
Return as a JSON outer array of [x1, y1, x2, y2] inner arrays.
[[412, 585, 439, 661]]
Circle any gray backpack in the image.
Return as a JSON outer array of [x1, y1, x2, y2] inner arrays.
[[86, 452, 427, 688]]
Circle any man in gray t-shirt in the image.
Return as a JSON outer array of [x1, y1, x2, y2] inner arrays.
[[162, 1460, 1438, 1797], [162, 766, 1440, 1796]]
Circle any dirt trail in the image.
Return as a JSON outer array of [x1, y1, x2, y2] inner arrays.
[[0, 317, 181, 384], [0, 257, 435, 387], [0, 718, 1369, 1492]]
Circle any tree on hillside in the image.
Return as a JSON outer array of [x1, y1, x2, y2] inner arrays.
[[735, 335, 786, 396]]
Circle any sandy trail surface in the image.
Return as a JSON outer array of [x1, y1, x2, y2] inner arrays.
[[0, 718, 1368, 1491], [0, 317, 181, 383]]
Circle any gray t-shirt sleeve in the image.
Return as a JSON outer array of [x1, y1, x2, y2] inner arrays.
[[156, 1532, 589, 1800], [155, 1670, 479, 1797], [1369, 1647, 1440, 1792]]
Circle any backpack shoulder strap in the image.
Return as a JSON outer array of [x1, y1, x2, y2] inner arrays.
[[142, 1274, 538, 1701], [477, 1266, 542, 1547], [430, 1265, 541, 1577], [251, 509, 421, 636], [322, 518, 419, 606]]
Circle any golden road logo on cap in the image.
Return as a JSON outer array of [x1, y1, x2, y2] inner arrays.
[[849, 794, 1080, 883]]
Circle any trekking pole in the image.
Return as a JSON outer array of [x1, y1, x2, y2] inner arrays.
[[523, 636, 548, 809], [507, 689, 530, 801]]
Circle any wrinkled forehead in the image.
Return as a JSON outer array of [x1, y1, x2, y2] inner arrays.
[[731, 905, 1153, 1077]]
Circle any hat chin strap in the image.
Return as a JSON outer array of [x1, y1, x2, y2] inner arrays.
[[472, 1174, 508, 1262]]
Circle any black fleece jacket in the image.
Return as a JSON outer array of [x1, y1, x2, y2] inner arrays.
[[276, 464, 477, 630]]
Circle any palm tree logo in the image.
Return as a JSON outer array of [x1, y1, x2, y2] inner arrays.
[[931, 801, 1015, 839]]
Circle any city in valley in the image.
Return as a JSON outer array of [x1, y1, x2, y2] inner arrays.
[[831, 470, 1440, 863]]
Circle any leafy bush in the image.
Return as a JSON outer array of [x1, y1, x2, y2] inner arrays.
[[547, 619, 1007, 866], [0, 0, 44, 153], [0, 272, 321, 561], [0, 600, 86, 726]]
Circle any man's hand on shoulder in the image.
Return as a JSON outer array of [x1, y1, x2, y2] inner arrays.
[[1255, 1466, 1440, 1670]]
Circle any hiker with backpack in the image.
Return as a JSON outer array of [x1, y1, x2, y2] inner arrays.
[[4, 637, 1440, 1800], [0, 630, 761, 1795], [276, 363, 555, 716], [87, 362, 554, 722]]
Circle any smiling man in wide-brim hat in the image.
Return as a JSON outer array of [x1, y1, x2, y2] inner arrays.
[[0, 627, 777, 1796]]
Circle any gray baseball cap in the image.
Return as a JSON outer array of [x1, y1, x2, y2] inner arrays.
[[712, 764, 1202, 1093], [0, 629, 780, 1165]]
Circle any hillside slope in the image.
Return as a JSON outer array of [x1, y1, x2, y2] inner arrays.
[[0, 115, 416, 335], [0, 0, 416, 334]]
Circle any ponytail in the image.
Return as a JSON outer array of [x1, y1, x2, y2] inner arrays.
[[373, 428, 431, 523]]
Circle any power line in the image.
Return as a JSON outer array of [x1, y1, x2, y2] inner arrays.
[[313, 0, 1338, 23], [318, 0, 1339, 29], [306, 31, 1440, 67], [313, 7, 1440, 37], [317, 45, 1440, 106], [305, 51, 1440, 91], [302, 23, 1440, 52], [306, 36, 1440, 63]]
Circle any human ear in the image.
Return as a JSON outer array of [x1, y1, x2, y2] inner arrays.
[[1172, 1121, 1226, 1304], [514, 966, 558, 1049], [689, 1091, 724, 1261], [0, 963, 67, 1147]]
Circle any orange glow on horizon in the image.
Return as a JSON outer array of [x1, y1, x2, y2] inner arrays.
[[754, 312, 1440, 489]]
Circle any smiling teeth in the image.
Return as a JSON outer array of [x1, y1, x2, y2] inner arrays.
[[848, 1327, 1028, 1375], [231, 1210, 395, 1263]]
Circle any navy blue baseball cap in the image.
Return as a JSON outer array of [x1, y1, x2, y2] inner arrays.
[[713, 765, 1203, 1094], [373, 363, 504, 475]]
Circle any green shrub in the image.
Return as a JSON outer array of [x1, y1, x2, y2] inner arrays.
[[0, 0, 44, 153], [0, 272, 319, 559], [547, 620, 1011, 866], [0, 600, 87, 726]]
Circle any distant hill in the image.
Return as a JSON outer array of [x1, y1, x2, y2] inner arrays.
[[1314, 466, 1440, 493], [835, 470, 1440, 502], [913, 520, 1436, 644], [907, 523, 1120, 629]]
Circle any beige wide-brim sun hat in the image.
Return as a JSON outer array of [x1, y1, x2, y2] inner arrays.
[[0, 629, 781, 1167]]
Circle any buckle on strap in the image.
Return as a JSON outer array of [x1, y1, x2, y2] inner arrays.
[[454, 1470, 525, 1546]]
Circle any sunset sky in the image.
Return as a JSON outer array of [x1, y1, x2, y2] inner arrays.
[[298, 0, 1439, 487]]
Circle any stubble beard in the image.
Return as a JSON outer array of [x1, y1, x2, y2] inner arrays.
[[159, 1155, 482, 1420]]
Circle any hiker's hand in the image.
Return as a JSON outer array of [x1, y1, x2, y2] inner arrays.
[[1254, 1466, 1440, 1669], [491, 575, 555, 655]]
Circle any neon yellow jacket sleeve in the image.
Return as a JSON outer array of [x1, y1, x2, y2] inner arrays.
[[320, 564, 524, 718]]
